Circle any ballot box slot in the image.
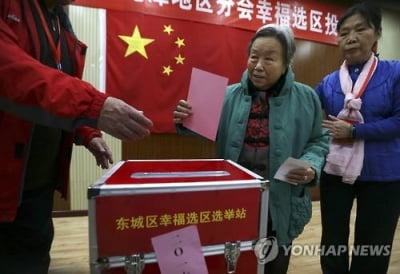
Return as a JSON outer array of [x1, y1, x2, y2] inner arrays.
[[131, 170, 230, 179]]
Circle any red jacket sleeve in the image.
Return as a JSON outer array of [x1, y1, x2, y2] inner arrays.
[[0, 17, 108, 131]]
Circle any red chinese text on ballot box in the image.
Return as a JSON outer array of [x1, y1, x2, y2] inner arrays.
[[88, 159, 269, 273]]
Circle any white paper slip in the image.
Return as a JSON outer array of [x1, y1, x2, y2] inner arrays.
[[273, 157, 311, 184]]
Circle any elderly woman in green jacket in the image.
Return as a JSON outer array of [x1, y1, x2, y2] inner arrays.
[[173, 24, 328, 273]]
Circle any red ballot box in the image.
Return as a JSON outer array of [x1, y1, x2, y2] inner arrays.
[[88, 159, 269, 273]]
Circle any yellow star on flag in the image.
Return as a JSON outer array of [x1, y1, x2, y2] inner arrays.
[[163, 25, 174, 35], [175, 54, 185, 65], [118, 26, 154, 59], [163, 65, 173, 76], [175, 37, 185, 48]]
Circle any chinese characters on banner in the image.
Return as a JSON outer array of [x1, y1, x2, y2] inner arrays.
[[73, 0, 346, 45], [73, 0, 346, 133]]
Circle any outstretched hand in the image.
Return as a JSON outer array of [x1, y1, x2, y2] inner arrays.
[[98, 97, 153, 141]]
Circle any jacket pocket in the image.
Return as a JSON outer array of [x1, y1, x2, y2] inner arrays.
[[288, 190, 312, 239]]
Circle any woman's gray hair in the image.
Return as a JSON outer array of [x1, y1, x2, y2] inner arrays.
[[248, 24, 296, 68]]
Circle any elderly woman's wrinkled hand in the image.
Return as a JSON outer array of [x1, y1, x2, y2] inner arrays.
[[173, 99, 192, 124], [286, 167, 316, 185], [322, 115, 353, 140]]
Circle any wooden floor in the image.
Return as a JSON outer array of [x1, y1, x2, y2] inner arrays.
[[49, 201, 399, 273]]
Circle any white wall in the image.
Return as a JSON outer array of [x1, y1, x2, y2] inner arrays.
[[68, 6, 122, 210], [379, 9, 400, 60]]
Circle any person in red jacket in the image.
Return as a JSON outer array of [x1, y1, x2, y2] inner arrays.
[[0, 0, 154, 273]]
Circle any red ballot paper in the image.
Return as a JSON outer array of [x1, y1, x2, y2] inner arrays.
[[151, 225, 208, 274], [182, 67, 228, 141]]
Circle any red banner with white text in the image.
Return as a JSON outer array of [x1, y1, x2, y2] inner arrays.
[[73, 0, 347, 45]]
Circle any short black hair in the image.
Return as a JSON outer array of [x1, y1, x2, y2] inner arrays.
[[337, 1, 382, 33]]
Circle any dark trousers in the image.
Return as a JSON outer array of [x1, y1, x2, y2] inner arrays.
[[0, 186, 56, 274], [264, 211, 292, 274], [320, 172, 400, 274]]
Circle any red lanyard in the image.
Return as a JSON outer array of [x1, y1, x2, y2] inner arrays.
[[33, 0, 62, 70]]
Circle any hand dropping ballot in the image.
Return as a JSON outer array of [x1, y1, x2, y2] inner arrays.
[[151, 225, 208, 274], [273, 157, 311, 185]]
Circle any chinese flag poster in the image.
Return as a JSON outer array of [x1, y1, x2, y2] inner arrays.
[[106, 10, 252, 133]]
